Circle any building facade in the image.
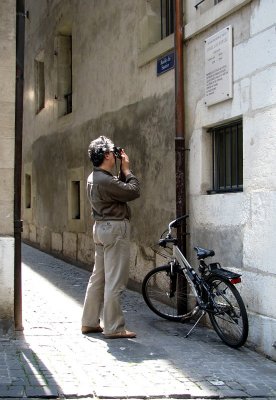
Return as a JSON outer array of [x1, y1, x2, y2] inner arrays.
[[22, 0, 276, 359], [0, 0, 16, 333]]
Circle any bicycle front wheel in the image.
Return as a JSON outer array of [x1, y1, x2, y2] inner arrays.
[[142, 265, 197, 321], [207, 275, 248, 348]]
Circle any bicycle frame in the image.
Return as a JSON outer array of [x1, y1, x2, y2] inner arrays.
[[172, 244, 227, 310], [172, 245, 202, 302]]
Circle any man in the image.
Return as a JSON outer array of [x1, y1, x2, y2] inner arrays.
[[81, 135, 140, 339]]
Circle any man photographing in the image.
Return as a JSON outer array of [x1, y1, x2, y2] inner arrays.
[[81, 136, 140, 339]]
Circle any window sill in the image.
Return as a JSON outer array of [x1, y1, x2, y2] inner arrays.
[[68, 219, 85, 233], [207, 187, 243, 194], [138, 34, 174, 67]]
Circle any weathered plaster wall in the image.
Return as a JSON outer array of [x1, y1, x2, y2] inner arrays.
[[22, 0, 176, 284], [186, 0, 276, 359], [0, 0, 16, 329]]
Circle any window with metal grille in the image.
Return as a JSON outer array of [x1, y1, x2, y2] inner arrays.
[[208, 120, 243, 194], [161, 0, 174, 39]]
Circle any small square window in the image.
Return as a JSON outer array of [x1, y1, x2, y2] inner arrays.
[[71, 181, 80, 219], [25, 174, 32, 208], [208, 120, 243, 194]]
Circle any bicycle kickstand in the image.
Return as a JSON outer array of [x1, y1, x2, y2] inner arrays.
[[185, 310, 206, 338]]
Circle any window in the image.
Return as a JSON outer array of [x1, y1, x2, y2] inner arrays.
[[67, 168, 84, 232], [25, 174, 31, 208], [138, 0, 175, 63], [214, 0, 224, 4], [161, 0, 174, 39], [35, 58, 45, 113], [208, 120, 243, 194], [71, 181, 80, 219], [56, 34, 72, 116]]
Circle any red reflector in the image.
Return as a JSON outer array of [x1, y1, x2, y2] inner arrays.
[[230, 277, 241, 284]]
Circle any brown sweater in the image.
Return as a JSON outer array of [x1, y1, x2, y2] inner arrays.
[[87, 167, 140, 221]]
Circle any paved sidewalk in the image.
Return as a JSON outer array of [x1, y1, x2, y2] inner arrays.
[[0, 244, 276, 399]]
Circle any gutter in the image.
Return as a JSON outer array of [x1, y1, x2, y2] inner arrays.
[[174, 0, 187, 253], [175, 0, 188, 314]]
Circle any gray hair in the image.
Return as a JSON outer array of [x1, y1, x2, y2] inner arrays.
[[88, 136, 114, 166]]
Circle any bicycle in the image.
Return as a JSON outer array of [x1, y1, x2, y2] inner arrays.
[[142, 215, 249, 348]]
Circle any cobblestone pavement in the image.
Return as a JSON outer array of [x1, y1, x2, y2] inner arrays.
[[0, 244, 276, 399]]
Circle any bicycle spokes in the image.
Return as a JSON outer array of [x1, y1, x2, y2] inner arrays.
[[208, 277, 248, 348]]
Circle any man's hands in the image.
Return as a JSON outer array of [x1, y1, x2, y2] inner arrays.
[[120, 150, 131, 176]]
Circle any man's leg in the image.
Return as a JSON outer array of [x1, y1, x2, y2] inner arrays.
[[81, 242, 105, 328], [102, 221, 131, 335]]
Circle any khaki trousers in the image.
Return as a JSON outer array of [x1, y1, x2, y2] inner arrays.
[[81, 220, 130, 335]]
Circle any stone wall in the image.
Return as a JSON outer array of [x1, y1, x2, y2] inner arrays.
[[185, 0, 276, 359], [0, 0, 16, 329]]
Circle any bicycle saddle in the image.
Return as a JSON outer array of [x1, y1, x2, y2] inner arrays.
[[194, 246, 215, 260]]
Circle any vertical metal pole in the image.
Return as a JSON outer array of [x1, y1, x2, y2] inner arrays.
[[174, 0, 186, 251], [160, 0, 164, 40], [174, 0, 187, 314], [14, 0, 25, 331]]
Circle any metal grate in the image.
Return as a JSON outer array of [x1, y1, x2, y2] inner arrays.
[[208, 120, 243, 194], [161, 0, 174, 39]]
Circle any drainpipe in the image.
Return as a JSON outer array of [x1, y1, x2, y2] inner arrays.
[[174, 0, 187, 314], [14, 0, 25, 331], [174, 0, 186, 253]]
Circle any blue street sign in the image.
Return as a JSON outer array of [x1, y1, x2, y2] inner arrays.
[[157, 52, 175, 76]]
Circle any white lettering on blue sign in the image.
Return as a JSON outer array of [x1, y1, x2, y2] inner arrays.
[[157, 52, 175, 76]]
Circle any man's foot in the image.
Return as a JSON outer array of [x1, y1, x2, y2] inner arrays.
[[81, 325, 103, 334], [104, 330, 136, 339]]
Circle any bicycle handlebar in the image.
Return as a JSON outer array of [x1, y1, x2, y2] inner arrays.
[[158, 215, 189, 248], [168, 214, 189, 230]]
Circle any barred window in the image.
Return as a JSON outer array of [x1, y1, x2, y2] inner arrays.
[[161, 0, 174, 39], [208, 120, 243, 194]]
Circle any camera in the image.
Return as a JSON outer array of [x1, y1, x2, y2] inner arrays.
[[113, 146, 122, 159]]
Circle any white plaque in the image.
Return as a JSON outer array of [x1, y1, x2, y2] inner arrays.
[[205, 26, 233, 106]]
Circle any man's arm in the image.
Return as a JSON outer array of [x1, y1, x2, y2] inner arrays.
[[108, 174, 140, 202]]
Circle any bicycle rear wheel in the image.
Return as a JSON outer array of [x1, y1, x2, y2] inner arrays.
[[142, 265, 197, 321], [207, 275, 248, 348]]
